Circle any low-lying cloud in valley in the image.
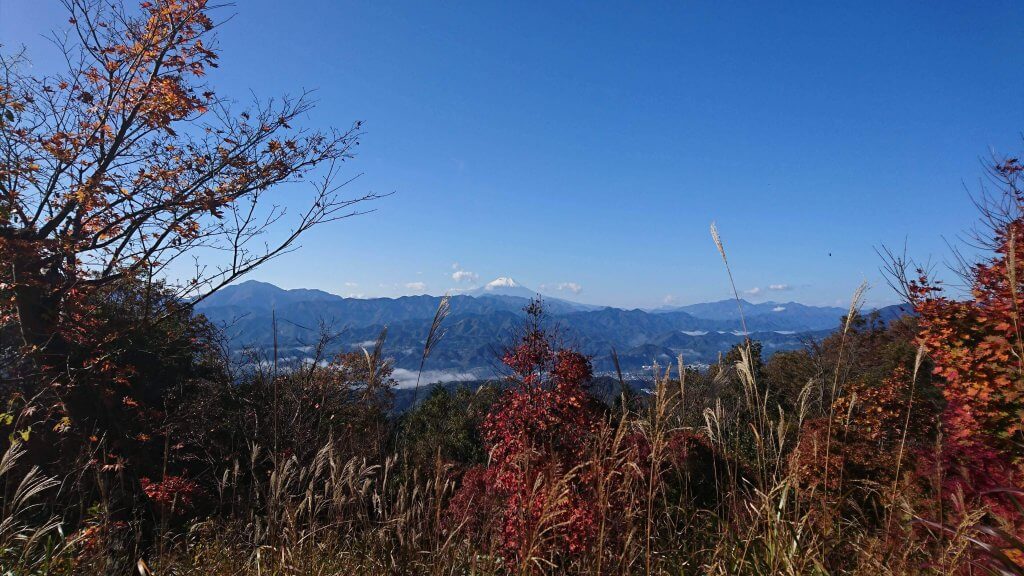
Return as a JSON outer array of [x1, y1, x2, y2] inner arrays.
[[391, 368, 480, 389]]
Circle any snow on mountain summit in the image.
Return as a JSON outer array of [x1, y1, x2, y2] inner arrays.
[[467, 277, 539, 299], [484, 277, 520, 290]]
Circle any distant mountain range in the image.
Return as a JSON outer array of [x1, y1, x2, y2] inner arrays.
[[656, 299, 846, 327], [195, 279, 910, 384]]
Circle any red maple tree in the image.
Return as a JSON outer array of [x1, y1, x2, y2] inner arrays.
[[450, 303, 600, 563], [908, 159, 1024, 523], [1, 0, 377, 361]]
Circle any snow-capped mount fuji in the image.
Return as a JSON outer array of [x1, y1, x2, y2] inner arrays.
[[465, 277, 598, 312], [467, 277, 539, 299]]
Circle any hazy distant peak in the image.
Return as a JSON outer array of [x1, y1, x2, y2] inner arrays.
[[235, 279, 285, 291]]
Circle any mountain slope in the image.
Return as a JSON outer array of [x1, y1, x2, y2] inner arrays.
[[658, 298, 848, 331], [195, 281, 912, 378]]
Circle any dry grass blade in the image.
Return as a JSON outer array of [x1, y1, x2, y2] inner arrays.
[[611, 347, 629, 410], [0, 442, 64, 572], [822, 280, 868, 492], [412, 294, 451, 405], [361, 326, 389, 389], [887, 343, 927, 533], [710, 221, 749, 338]]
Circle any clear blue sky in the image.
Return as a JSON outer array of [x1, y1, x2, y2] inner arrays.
[[4, 1, 1023, 308]]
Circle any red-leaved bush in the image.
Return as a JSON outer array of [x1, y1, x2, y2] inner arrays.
[[789, 366, 933, 511], [450, 304, 600, 563], [140, 475, 203, 516], [909, 159, 1024, 527]]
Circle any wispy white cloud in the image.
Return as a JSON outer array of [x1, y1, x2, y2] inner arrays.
[[555, 282, 583, 295], [768, 283, 792, 291], [451, 263, 479, 284], [405, 281, 427, 292], [452, 269, 478, 283], [344, 281, 358, 288], [772, 306, 786, 312], [744, 287, 762, 296], [663, 294, 679, 305]]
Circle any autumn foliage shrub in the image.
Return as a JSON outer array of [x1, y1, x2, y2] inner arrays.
[[140, 475, 204, 517], [908, 159, 1024, 528], [790, 366, 935, 516], [453, 305, 603, 563]]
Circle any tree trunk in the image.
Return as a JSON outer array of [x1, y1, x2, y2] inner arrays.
[[6, 238, 67, 358]]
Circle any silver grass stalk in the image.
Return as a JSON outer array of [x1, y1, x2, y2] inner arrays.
[[412, 294, 451, 406], [710, 222, 749, 339]]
